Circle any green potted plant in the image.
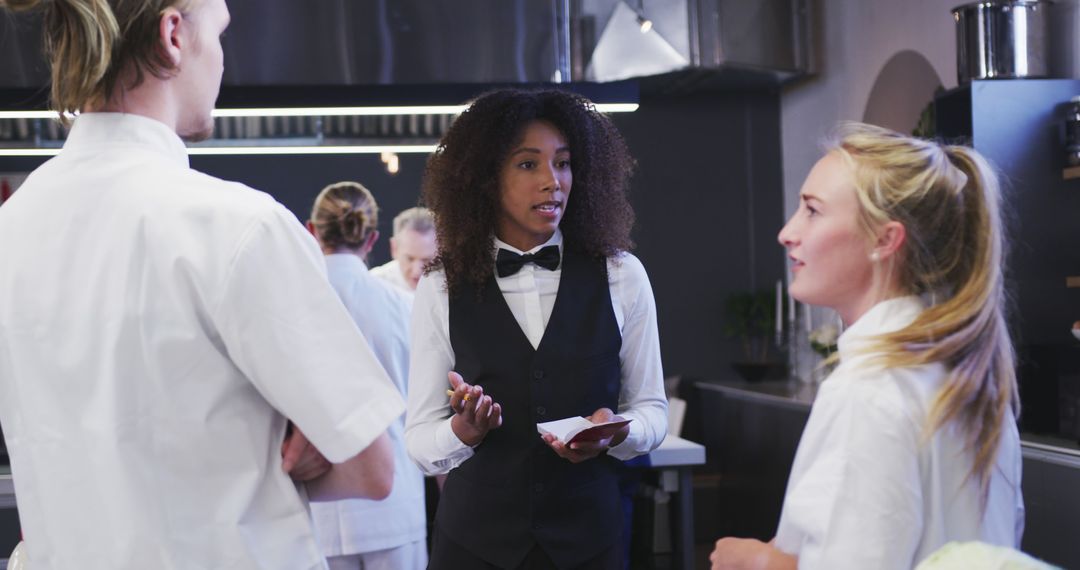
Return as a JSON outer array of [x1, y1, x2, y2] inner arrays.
[[723, 289, 782, 382]]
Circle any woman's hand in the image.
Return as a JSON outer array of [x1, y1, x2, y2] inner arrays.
[[542, 407, 630, 463], [448, 371, 503, 447], [281, 424, 332, 482], [709, 537, 796, 570]]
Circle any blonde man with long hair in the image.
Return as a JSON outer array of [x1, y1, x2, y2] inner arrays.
[[0, 1, 402, 568], [711, 123, 1023, 569]]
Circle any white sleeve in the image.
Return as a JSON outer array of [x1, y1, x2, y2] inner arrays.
[[605, 253, 669, 460], [797, 385, 923, 570], [404, 272, 475, 474], [1013, 426, 1026, 547], [213, 204, 404, 463]]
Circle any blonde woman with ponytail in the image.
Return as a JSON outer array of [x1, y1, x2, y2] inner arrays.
[[0, 1, 401, 568], [306, 182, 428, 569], [710, 123, 1024, 570]]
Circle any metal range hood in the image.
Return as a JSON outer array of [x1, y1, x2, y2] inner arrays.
[[0, 0, 572, 89], [1, 0, 811, 91], [579, 0, 813, 89]]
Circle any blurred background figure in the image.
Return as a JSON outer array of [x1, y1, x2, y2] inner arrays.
[[307, 182, 428, 570], [371, 207, 437, 300]]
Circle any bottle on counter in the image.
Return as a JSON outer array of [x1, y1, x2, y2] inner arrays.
[[1065, 95, 1080, 166]]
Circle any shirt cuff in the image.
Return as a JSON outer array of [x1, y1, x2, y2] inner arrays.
[[432, 417, 474, 470], [606, 418, 646, 461], [315, 386, 405, 464]]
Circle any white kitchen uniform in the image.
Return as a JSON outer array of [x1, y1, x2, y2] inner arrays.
[[0, 113, 404, 570], [370, 259, 414, 302], [774, 296, 1024, 569], [313, 255, 426, 567], [404, 230, 668, 474]]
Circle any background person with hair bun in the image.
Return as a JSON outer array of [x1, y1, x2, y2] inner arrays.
[[0, 0, 401, 568], [306, 182, 428, 570], [405, 88, 668, 569], [710, 123, 1024, 570]]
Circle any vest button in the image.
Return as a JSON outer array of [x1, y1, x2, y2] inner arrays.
[[536, 406, 546, 416], [532, 369, 544, 380]]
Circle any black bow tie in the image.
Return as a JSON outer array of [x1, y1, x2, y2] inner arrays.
[[495, 245, 561, 277]]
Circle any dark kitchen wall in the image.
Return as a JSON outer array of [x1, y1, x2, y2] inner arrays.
[[936, 79, 1080, 442], [613, 89, 786, 379], [189, 153, 429, 267], [0, 88, 785, 380]]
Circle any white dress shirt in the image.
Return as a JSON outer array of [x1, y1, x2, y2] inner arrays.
[[370, 259, 414, 302], [404, 230, 668, 474], [773, 296, 1024, 569], [311, 255, 426, 557], [0, 113, 404, 570]]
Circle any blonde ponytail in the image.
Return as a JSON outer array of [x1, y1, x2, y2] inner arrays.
[[45, 0, 120, 115], [2, 0, 195, 118], [310, 182, 380, 252], [831, 123, 1018, 499], [0, 0, 45, 12]]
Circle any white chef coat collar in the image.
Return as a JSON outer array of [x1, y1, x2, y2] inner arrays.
[[493, 228, 563, 257], [324, 252, 370, 273], [836, 295, 925, 360], [63, 112, 189, 167]]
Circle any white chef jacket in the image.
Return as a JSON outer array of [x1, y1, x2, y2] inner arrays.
[[0, 113, 404, 570], [404, 230, 668, 474], [773, 296, 1024, 569], [311, 255, 426, 556], [370, 259, 414, 302]]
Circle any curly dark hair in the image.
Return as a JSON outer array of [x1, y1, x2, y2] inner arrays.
[[422, 88, 636, 297]]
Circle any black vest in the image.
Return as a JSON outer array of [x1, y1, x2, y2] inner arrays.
[[438, 249, 623, 569]]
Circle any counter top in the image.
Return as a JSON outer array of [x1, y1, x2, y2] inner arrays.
[[696, 378, 817, 411], [0, 467, 12, 509], [649, 434, 705, 467], [0, 441, 706, 513], [696, 378, 1080, 457]]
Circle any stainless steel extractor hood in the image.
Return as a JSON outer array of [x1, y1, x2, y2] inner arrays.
[[578, 0, 813, 86], [1, 0, 811, 90]]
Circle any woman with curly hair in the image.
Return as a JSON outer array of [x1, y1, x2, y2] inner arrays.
[[405, 88, 668, 569]]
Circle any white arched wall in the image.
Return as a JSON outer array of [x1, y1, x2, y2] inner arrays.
[[862, 50, 944, 133], [777, 0, 960, 334], [780, 0, 960, 218]]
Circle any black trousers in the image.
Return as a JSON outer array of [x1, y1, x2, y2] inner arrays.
[[428, 526, 622, 570]]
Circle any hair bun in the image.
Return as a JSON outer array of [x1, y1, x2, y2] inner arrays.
[[310, 181, 379, 252], [339, 209, 367, 247]]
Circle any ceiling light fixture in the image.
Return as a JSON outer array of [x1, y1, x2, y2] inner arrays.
[[188, 144, 437, 156], [637, 14, 653, 33], [0, 148, 58, 157], [636, 0, 653, 33], [380, 151, 401, 175], [0, 102, 638, 122], [0, 144, 438, 157], [0, 110, 59, 120], [212, 106, 465, 118]]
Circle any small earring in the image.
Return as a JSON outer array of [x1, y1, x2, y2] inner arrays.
[[869, 251, 880, 262]]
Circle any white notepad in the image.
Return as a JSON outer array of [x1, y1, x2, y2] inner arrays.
[[536, 416, 632, 444]]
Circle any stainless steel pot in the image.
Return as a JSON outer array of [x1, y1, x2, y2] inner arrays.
[[952, 1, 1051, 84]]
